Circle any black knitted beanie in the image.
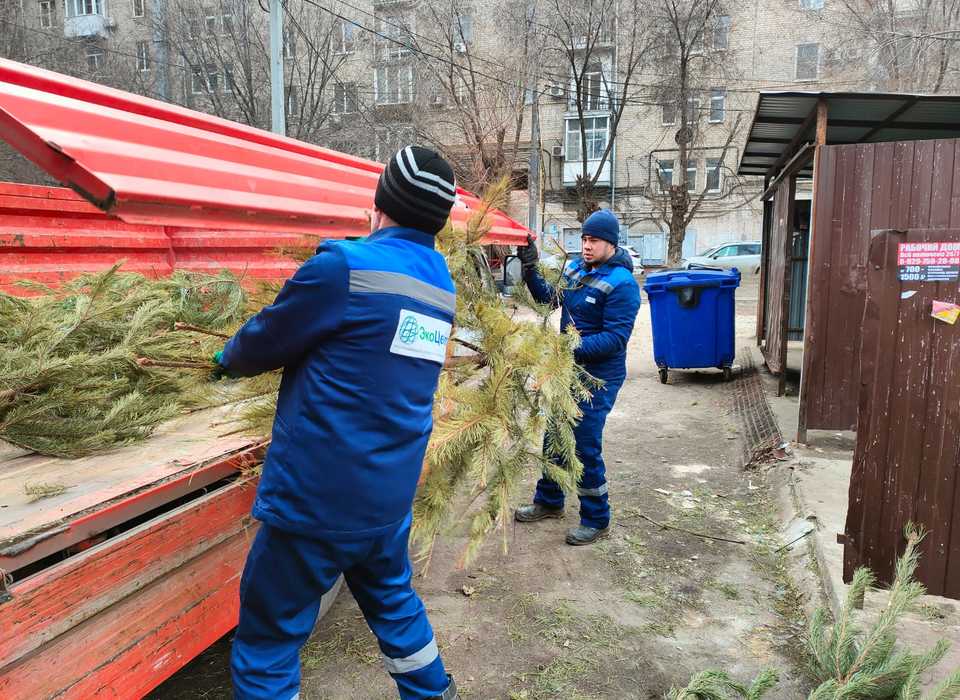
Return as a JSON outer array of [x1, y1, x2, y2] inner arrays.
[[375, 146, 457, 234]]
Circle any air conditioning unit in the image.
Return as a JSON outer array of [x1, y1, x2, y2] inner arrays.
[[549, 83, 565, 99], [551, 145, 564, 158], [431, 94, 445, 107], [453, 41, 467, 54]]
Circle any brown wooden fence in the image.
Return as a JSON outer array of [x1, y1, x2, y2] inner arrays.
[[843, 228, 960, 597], [799, 139, 960, 436]]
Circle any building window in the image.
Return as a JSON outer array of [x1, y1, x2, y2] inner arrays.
[[334, 82, 359, 113], [334, 20, 356, 54], [706, 158, 722, 192], [68, 0, 101, 17], [132, 0, 145, 18], [191, 64, 231, 94], [572, 62, 609, 112], [686, 162, 698, 192], [283, 29, 296, 59], [796, 43, 820, 80], [685, 96, 701, 122], [800, 0, 824, 9], [662, 100, 677, 125], [713, 15, 731, 50], [690, 29, 704, 55], [40, 0, 55, 27], [374, 64, 414, 104], [452, 12, 473, 43], [375, 13, 414, 62], [221, 10, 234, 34], [709, 88, 726, 123], [565, 116, 609, 162], [657, 159, 674, 191], [136, 40, 150, 71], [86, 44, 104, 72], [286, 88, 299, 115]]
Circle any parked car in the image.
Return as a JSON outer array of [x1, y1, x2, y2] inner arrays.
[[681, 241, 762, 274]]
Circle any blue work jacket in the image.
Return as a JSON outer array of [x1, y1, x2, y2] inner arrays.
[[221, 227, 455, 539], [525, 248, 641, 381]]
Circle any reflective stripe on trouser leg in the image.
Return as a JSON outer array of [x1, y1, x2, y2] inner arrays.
[[575, 379, 622, 530], [231, 526, 342, 700], [345, 514, 449, 700]]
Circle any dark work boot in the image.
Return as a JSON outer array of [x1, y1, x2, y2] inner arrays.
[[565, 524, 610, 546], [430, 675, 458, 700], [514, 503, 564, 522]]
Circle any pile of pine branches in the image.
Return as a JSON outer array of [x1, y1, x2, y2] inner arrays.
[[0, 266, 246, 457], [667, 526, 960, 699]]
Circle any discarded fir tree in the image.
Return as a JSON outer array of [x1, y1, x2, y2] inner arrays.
[[0, 266, 246, 457]]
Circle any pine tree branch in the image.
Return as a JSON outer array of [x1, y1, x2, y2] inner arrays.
[[136, 358, 212, 369], [174, 322, 231, 339], [637, 512, 747, 545]]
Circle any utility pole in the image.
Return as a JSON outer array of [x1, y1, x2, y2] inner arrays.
[[527, 90, 541, 243], [269, 0, 285, 135]]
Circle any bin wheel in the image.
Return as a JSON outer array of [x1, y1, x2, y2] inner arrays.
[[659, 368, 669, 384], [722, 366, 732, 382]]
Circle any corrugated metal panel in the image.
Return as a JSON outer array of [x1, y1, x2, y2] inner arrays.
[[0, 59, 529, 245], [787, 230, 808, 341], [844, 227, 960, 599], [737, 91, 960, 177], [800, 139, 960, 433]]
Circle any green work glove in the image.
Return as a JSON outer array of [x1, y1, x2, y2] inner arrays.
[[211, 349, 231, 380]]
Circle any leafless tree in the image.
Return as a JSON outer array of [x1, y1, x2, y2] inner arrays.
[[160, 0, 349, 141], [540, 0, 657, 222], [830, 0, 960, 92], [637, 0, 748, 265], [408, 0, 541, 193]]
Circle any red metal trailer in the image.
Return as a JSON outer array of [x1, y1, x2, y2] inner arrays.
[[0, 59, 529, 698]]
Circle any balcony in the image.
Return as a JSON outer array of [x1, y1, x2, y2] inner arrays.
[[563, 159, 610, 187], [65, 13, 110, 38]]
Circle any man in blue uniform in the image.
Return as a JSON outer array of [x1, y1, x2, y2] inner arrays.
[[216, 146, 460, 700], [514, 209, 640, 545]]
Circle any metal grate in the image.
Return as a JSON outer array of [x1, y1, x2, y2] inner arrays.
[[733, 347, 784, 468]]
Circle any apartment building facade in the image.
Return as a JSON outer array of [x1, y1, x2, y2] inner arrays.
[[5, 0, 954, 264]]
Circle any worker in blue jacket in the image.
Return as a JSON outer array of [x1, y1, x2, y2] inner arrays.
[[514, 209, 640, 545], [216, 146, 460, 700]]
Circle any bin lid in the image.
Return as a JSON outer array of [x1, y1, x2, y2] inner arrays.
[[643, 268, 741, 291]]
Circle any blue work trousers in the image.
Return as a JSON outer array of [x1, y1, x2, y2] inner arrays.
[[534, 378, 623, 529], [230, 513, 449, 700]]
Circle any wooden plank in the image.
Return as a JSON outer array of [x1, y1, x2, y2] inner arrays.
[[0, 475, 256, 667], [0, 483, 256, 698], [0, 404, 259, 570]]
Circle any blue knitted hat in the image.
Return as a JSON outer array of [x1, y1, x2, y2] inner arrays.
[[581, 209, 620, 246]]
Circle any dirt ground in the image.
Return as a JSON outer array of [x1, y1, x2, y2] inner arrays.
[[150, 275, 814, 700]]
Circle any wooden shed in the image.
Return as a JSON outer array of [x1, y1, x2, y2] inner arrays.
[[738, 92, 960, 442]]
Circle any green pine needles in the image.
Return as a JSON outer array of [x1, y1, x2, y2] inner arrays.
[[413, 178, 593, 566], [0, 265, 246, 457], [668, 526, 960, 699]]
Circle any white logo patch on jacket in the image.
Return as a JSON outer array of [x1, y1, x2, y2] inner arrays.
[[586, 296, 597, 304], [391, 309, 451, 364]]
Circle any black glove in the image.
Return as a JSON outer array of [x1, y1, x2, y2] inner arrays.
[[516, 235, 539, 270]]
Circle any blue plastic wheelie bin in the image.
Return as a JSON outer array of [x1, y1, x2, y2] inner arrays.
[[643, 267, 740, 384]]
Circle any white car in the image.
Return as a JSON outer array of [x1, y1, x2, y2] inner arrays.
[[681, 241, 762, 274]]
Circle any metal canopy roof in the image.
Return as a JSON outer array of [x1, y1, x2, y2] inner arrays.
[[0, 59, 529, 244], [737, 91, 960, 178]]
